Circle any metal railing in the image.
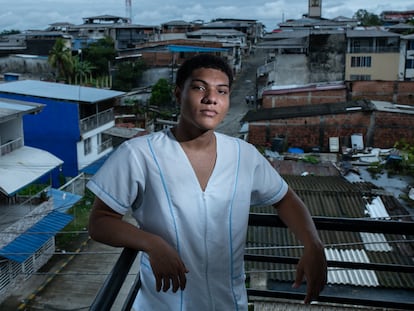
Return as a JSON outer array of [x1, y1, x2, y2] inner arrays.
[[0, 137, 23, 156], [90, 215, 414, 311], [79, 108, 114, 134]]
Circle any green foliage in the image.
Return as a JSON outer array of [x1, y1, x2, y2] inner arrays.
[[300, 155, 319, 164], [55, 189, 94, 250], [0, 29, 21, 35], [82, 36, 117, 76], [48, 38, 73, 82], [353, 9, 381, 26], [112, 59, 146, 91], [17, 184, 49, 196], [72, 55, 95, 85], [392, 139, 414, 175], [150, 78, 173, 107]]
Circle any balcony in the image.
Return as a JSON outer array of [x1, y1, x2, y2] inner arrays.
[[90, 214, 414, 311], [89, 174, 414, 310], [0, 137, 23, 156], [349, 46, 400, 54], [80, 108, 114, 134]]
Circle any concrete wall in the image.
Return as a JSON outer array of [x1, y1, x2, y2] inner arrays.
[[0, 55, 52, 80]]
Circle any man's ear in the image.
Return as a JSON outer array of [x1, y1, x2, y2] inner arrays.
[[174, 86, 181, 102]]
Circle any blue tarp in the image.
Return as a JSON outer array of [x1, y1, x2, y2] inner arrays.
[[0, 211, 73, 263], [48, 188, 82, 213], [167, 45, 229, 53]]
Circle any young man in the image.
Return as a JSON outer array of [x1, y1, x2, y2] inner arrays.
[[87, 54, 327, 310]]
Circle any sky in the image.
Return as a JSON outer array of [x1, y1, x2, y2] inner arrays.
[[1, 0, 413, 32]]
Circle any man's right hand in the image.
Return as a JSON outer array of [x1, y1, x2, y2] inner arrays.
[[147, 236, 189, 293]]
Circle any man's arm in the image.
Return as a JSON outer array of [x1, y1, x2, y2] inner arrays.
[[273, 187, 327, 303], [88, 197, 188, 292]]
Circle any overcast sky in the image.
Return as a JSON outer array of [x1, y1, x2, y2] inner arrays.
[[1, 0, 413, 32]]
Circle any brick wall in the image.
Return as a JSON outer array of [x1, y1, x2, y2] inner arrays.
[[262, 88, 346, 109], [248, 110, 414, 151], [261, 81, 414, 109]]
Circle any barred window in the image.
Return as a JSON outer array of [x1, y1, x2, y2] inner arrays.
[[351, 56, 372, 67]]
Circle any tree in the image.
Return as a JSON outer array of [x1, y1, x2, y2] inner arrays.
[[0, 29, 20, 35], [149, 78, 173, 107], [48, 38, 73, 82], [112, 59, 146, 91], [353, 9, 381, 26], [72, 55, 95, 85], [82, 36, 116, 76]]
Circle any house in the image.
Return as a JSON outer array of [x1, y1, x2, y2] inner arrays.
[[0, 80, 125, 186], [0, 98, 80, 303], [66, 15, 161, 51], [345, 29, 401, 81]]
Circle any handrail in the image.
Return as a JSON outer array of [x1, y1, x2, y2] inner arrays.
[[90, 215, 414, 311], [89, 248, 139, 311]]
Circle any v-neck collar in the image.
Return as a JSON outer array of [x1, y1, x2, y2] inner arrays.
[[167, 128, 219, 193]]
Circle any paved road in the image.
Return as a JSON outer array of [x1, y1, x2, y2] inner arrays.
[[0, 51, 266, 311], [217, 49, 266, 137]]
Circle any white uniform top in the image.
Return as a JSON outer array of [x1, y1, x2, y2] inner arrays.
[[87, 128, 288, 311]]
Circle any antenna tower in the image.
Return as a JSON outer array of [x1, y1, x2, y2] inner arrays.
[[125, 0, 132, 23]]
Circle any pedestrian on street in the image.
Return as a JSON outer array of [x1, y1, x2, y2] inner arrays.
[[87, 54, 327, 311]]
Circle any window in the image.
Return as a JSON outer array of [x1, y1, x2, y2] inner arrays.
[[351, 56, 372, 67], [406, 59, 414, 69], [84, 137, 92, 155], [311, 0, 320, 6], [408, 40, 414, 50]]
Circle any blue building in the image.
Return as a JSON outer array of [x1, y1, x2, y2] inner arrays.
[[0, 80, 125, 186]]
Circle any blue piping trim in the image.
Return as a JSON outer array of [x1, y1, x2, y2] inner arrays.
[[229, 139, 241, 310], [147, 137, 184, 310]]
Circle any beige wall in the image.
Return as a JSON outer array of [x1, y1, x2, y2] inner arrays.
[[345, 53, 400, 80]]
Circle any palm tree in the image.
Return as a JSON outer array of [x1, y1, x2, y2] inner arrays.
[[72, 55, 95, 85], [48, 38, 73, 82]]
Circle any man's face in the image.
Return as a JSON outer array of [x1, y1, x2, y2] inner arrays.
[[175, 67, 230, 132]]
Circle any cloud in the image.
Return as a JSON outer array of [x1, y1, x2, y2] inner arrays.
[[0, 0, 413, 32]]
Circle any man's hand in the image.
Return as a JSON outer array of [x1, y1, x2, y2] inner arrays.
[[293, 242, 327, 303], [147, 236, 189, 293]]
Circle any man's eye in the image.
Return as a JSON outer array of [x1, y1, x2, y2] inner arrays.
[[192, 85, 205, 91], [218, 89, 229, 95]]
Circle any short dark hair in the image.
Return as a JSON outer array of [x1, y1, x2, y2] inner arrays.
[[175, 54, 233, 89]]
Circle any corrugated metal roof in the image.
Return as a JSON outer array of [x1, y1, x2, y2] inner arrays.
[[0, 80, 125, 104], [245, 174, 414, 289], [0, 211, 73, 263], [0, 146, 63, 196], [0, 99, 44, 122]]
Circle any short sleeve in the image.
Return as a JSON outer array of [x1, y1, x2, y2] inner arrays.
[[248, 145, 288, 207], [86, 140, 144, 215]]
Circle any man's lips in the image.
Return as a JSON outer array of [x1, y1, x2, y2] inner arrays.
[[200, 109, 218, 117]]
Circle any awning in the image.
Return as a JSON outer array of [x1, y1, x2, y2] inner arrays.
[[80, 151, 113, 175], [0, 146, 63, 196], [0, 211, 73, 263]]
